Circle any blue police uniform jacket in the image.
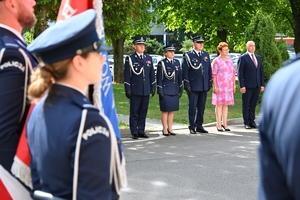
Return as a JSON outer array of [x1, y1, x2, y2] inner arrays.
[[182, 50, 212, 91], [0, 26, 38, 168], [27, 84, 118, 200], [237, 53, 264, 88], [157, 58, 183, 95], [124, 53, 156, 95], [258, 57, 300, 200]]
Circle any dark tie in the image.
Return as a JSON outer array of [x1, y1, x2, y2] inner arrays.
[[140, 55, 143, 60], [251, 54, 257, 67], [170, 60, 173, 64], [198, 52, 201, 57]]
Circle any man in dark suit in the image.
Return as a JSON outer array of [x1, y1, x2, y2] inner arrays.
[[124, 36, 156, 139], [237, 41, 264, 129], [182, 35, 212, 134], [258, 55, 300, 200], [0, 0, 38, 172]]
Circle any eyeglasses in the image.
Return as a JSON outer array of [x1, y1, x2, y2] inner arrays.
[[222, 49, 230, 51]]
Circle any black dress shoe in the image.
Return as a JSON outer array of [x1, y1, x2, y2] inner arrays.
[[138, 133, 149, 138], [250, 123, 257, 128], [190, 129, 197, 134], [167, 129, 176, 136], [216, 126, 223, 132], [162, 131, 170, 136], [132, 134, 138, 139], [196, 128, 208, 133], [221, 125, 230, 131], [244, 125, 252, 129]]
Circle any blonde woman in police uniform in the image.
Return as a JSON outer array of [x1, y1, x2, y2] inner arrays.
[[26, 10, 124, 200], [157, 44, 182, 136]]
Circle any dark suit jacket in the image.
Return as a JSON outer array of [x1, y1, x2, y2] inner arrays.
[[124, 53, 156, 96], [237, 52, 264, 88]]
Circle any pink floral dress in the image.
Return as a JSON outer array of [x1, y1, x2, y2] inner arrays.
[[212, 56, 236, 105]]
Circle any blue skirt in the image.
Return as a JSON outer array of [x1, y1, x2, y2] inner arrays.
[[159, 94, 179, 112]]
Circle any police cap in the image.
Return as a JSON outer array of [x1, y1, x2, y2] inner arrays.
[[132, 35, 146, 45], [163, 44, 176, 52], [27, 9, 112, 64], [192, 35, 205, 43]]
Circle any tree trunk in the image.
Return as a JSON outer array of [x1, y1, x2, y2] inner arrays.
[[112, 38, 125, 83], [290, 0, 300, 53], [217, 29, 227, 43]]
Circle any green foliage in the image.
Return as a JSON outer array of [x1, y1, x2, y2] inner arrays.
[[145, 38, 164, 54], [23, 28, 34, 44], [276, 39, 290, 62], [152, 0, 259, 51], [179, 36, 193, 52], [123, 38, 164, 55], [245, 13, 282, 84]]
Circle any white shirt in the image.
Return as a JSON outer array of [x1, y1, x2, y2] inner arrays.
[[247, 51, 257, 65]]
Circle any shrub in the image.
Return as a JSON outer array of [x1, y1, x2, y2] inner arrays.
[[244, 13, 282, 84], [276, 39, 290, 62]]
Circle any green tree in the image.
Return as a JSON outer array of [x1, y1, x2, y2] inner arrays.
[[103, 0, 153, 83], [277, 39, 290, 62], [152, 0, 258, 50], [123, 37, 163, 55], [245, 13, 281, 83], [179, 36, 192, 52], [145, 38, 164, 55]]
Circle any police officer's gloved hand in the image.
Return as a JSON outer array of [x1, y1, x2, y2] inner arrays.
[[179, 92, 182, 98], [125, 91, 132, 99], [185, 88, 191, 95], [159, 93, 164, 100], [151, 90, 155, 97]]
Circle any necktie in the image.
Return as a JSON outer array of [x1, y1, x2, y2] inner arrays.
[[140, 55, 143, 60], [251, 54, 257, 67], [198, 52, 201, 57], [170, 60, 173, 64]]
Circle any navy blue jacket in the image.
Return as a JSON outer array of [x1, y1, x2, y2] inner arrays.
[[27, 84, 118, 200], [0, 27, 38, 165], [237, 52, 264, 88], [182, 50, 212, 91], [157, 58, 182, 95], [124, 53, 156, 96], [258, 57, 300, 200]]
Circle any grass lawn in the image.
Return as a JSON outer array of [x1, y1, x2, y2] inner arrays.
[[113, 82, 261, 125]]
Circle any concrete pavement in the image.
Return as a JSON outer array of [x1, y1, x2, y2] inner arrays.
[[117, 114, 258, 138]]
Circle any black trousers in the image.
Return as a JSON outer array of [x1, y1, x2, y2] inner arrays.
[[188, 91, 207, 130], [242, 87, 260, 125], [129, 95, 150, 135]]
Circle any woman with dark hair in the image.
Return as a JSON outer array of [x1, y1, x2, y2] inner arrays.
[[156, 45, 182, 136]]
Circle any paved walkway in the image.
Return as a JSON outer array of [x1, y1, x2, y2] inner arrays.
[[117, 114, 257, 138]]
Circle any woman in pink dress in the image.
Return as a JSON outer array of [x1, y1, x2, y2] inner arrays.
[[212, 42, 236, 131]]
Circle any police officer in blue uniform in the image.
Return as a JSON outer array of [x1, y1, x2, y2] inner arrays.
[[0, 0, 38, 172], [182, 35, 212, 134], [26, 10, 124, 200], [258, 56, 300, 199], [157, 44, 182, 136], [124, 36, 156, 139]]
